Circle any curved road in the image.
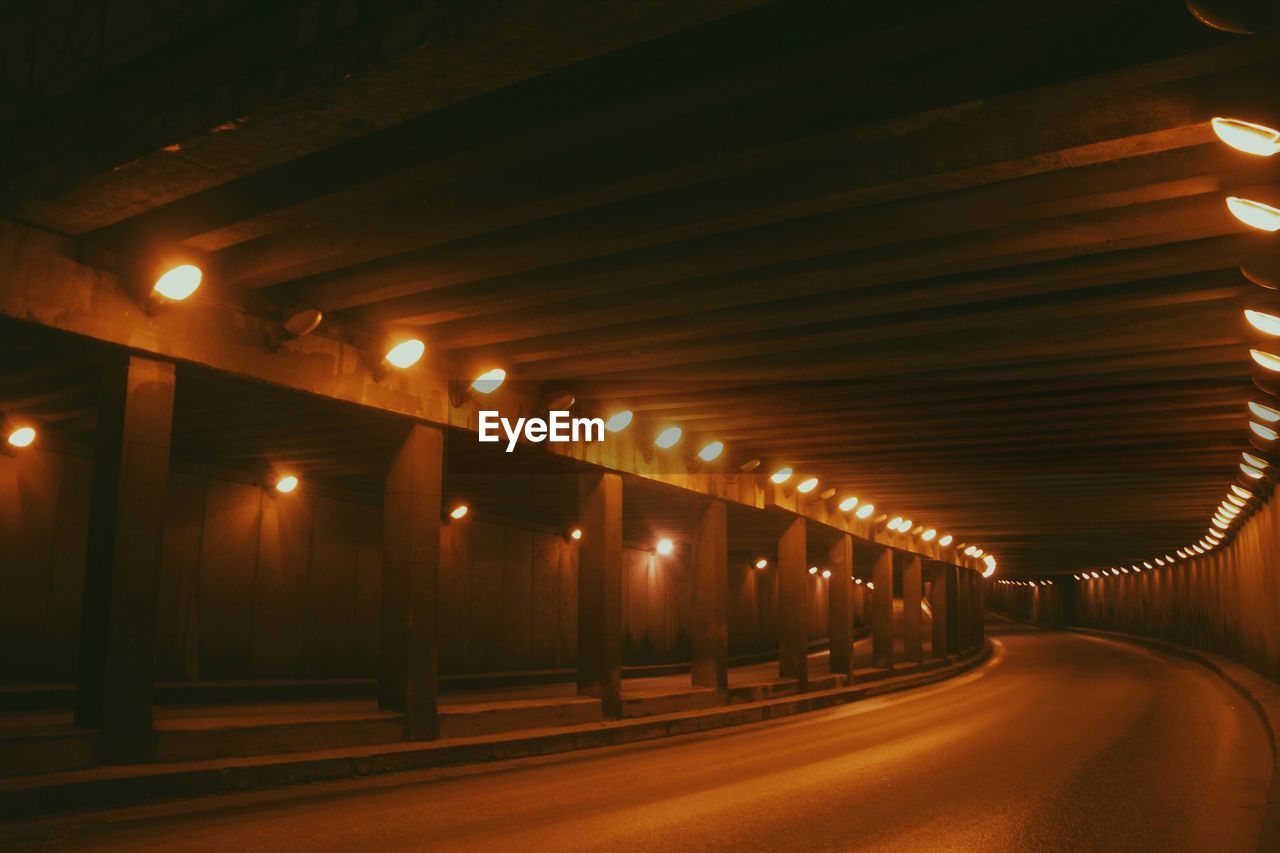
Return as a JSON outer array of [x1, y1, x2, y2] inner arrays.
[[8, 630, 1272, 851]]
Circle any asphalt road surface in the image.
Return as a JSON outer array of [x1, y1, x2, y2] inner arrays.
[[5, 629, 1271, 852]]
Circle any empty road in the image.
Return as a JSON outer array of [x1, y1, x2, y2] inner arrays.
[[6, 629, 1271, 852]]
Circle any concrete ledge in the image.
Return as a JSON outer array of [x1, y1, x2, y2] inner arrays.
[[1066, 628, 1280, 853], [0, 643, 991, 820]]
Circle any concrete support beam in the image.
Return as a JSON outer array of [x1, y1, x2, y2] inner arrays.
[[973, 575, 985, 648], [380, 424, 443, 740], [957, 570, 973, 651], [929, 562, 951, 658], [827, 533, 854, 680], [690, 499, 728, 695], [75, 356, 176, 763], [578, 472, 623, 717], [902, 554, 923, 664], [946, 565, 961, 654], [871, 546, 894, 670], [777, 515, 808, 689]]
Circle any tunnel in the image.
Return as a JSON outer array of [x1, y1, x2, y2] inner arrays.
[[2, 1, 1280, 850]]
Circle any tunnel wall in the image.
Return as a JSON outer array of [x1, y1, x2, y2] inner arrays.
[[1067, 498, 1280, 680], [1, 444, 832, 685]]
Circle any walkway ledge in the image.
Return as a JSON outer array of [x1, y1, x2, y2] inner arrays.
[[0, 643, 992, 821]]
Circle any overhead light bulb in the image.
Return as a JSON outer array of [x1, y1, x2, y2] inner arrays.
[[384, 339, 425, 369], [6, 425, 36, 448], [654, 426, 682, 449], [770, 467, 793, 484], [796, 476, 819, 494], [656, 538, 674, 556], [697, 440, 724, 462], [1251, 421, 1278, 442], [808, 566, 818, 575], [755, 558, 768, 570], [450, 504, 469, 520], [570, 528, 582, 541], [1251, 349, 1280, 372], [1251, 401, 1280, 423], [888, 516, 904, 531], [1228, 197, 1280, 231], [821, 569, 831, 579], [1243, 451, 1268, 469], [922, 528, 937, 542], [152, 263, 202, 301], [274, 474, 299, 494], [470, 368, 506, 394], [1245, 309, 1280, 336], [838, 496, 859, 512], [1211, 118, 1280, 156], [938, 533, 953, 547], [604, 410, 633, 433], [1227, 494, 1247, 507], [856, 503, 875, 519], [1232, 484, 1255, 500]]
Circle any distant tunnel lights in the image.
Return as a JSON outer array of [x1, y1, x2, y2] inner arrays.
[[1251, 401, 1280, 423], [152, 264, 202, 302], [1228, 197, 1280, 232], [1232, 484, 1255, 500], [604, 410, 633, 433], [1250, 421, 1278, 441], [384, 339, 425, 370], [838, 496, 859, 512], [1245, 309, 1280, 336], [470, 368, 506, 394], [697, 441, 724, 462], [1250, 348, 1280, 372], [654, 426, 682, 449], [1212, 118, 1280, 156], [755, 558, 768, 569], [938, 533, 953, 547], [656, 538, 674, 556], [274, 474, 299, 494], [450, 504, 469, 520], [855, 503, 875, 519], [795, 476, 819, 494], [922, 528, 937, 542], [770, 467, 793, 484]]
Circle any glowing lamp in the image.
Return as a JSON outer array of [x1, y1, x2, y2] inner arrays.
[[384, 339, 425, 370], [1227, 494, 1247, 507], [697, 441, 724, 462], [1232, 484, 1255, 500], [796, 476, 819, 494], [1252, 421, 1278, 442], [275, 474, 299, 494], [654, 426, 682, 449], [1243, 451, 1268, 469], [770, 467, 793, 484], [1251, 401, 1280, 423], [450, 504, 469, 520], [6, 426, 36, 448], [808, 566, 818, 575], [866, 581, 875, 590], [656, 538, 674, 556], [470, 368, 506, 394], [152, 264, 202, 301], [1228, 197, 1280, 232], [570, 528, 582, 541], [821, 569, 832, 579], [888, 517, 904, 531], [1246, 309, 1280, 336], [604, 410, 633, 433], [922, 528, 937, 542], [855, 503, 875, 519], [755, 558, 768, 570], [838, 496, 859, 512], [938, 533, 954, 547], [1212, 117, 1280, 156]]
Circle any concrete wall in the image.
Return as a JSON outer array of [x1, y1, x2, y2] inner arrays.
[[1, 445, 835, 684]]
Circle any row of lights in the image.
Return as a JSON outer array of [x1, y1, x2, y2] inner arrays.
[[1073, 116, 1280, 578], [8, 263, 1002, 571], [996, 579, 1053, 587]]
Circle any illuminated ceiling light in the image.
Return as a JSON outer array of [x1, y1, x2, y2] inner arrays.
[[450, 504, 469, 520], [1228, 196, 1280, 232], [796, 476, 819, 494], [770, 466, 793, 484], [1241, 462, 1266, 479], [1250, 348, 1280, 373], [1154, 558, 1165, 566], [1212, 517, 1231, 530], [1232, 484, 1255, 500], [274, 474, 299, 494], [922, 528, 937, 542], [982, 564, 995, 579], [808, 566, 818, 575], [384, 339, 425, 370], [821, 569, 832, 579], [1251, 401, 1280, 423], [901, 520, 914, 532], [1090, 571, 1100, 579], [1243, 451, 1269, 469], [470, 368, 506, 394], [1251, 421, 1279, 442], [1227, 493, 1247, 508], [6, 425, 36, 449], [973, 548, 984, 557], [697, 440, 724, 462], [570, 528, 583, 541], [152, 263, 202, 302], [604, 410, 633, 433], [865, 581, 875, 590], [1245, 308, 1280, 336], [1191, 544, 1204, 554], [1176, 549, 1187, 558], [888, 516, 904, 531], [1122, 566, 1131, 573], [838, 496, 859, 512], [854, 577, 863, 584], [656, 538, 674, 556], [938, 533, 953, 547], [855, 503, 875, 519], [1212, 117, 1280, 156], [1220, 500, 1241, 513], [755, 558, 768, 570], [654, 426, 683, 449]]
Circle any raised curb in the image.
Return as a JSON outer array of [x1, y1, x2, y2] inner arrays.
[[0, 643, 991, 820], [1066, 627, 1280, 853]]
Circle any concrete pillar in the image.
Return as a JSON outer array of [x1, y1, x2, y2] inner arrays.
[[578, 472, 623, 717], [946, 565, 961, 654], [974, 575, 986, 646], [902, 554, 923, 664], [956, 569, 972, 651], [929, 562, 950, 658], [871, 546, 894, 670], [777, 516, 808, 688], [690, 499, 728, 696], [75, 356, 175, 763], [827, 533, 853, 680], [380, 423, 443, 740]]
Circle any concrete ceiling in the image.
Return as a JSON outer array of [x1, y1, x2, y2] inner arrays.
[[2, 0, 1276, 574]]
